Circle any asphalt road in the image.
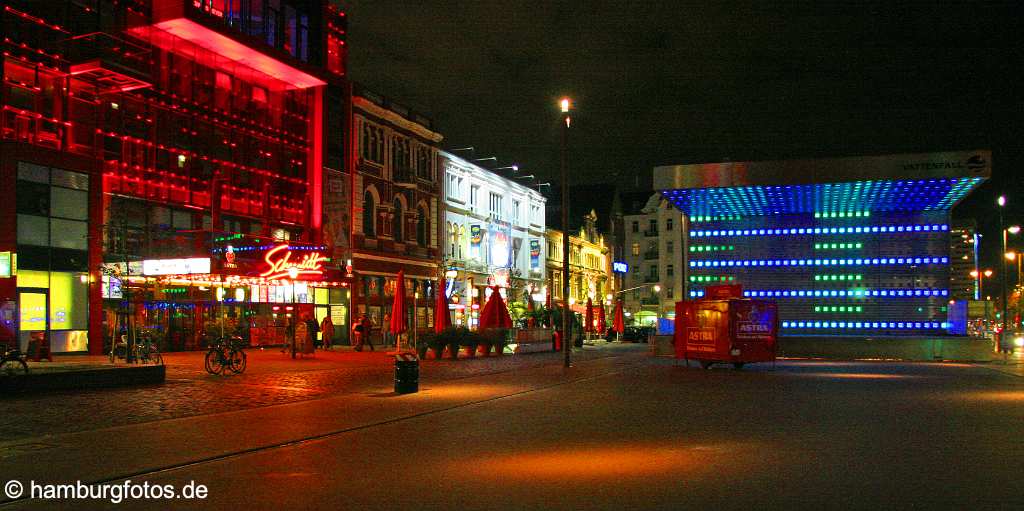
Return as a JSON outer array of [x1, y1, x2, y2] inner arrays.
[[2, 351, 1023, 510]]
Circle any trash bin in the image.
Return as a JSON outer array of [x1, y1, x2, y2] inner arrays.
[[394, 352, 419, 394]]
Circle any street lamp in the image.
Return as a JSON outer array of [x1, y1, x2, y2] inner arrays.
[[559, 96, 572, 368], [998, 196, 1008, 350], [490, 165, 519, 172]]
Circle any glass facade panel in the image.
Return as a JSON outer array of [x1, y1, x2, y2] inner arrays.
[[50, 219, 88, 250], [50, 187, 88, 220], [17, 214, 49, 246]]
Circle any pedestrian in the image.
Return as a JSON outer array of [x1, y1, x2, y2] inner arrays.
[[320, 314, 334, 350], [382, 313, 391, 347], [302, 312, 318, 355], [355, 313, 375, 352], [352, 317, 364, 348]]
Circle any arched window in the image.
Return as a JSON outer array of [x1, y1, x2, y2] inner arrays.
[[417, 205, 429, 246], [363, 190, 375, 236], [393, 197, 404, 241]]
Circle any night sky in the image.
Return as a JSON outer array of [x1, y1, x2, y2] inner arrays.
[[342, 1, 1023, 267]]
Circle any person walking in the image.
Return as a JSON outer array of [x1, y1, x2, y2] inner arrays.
[[382, 313, 391, 347], [355, 313, 375, 352], [320, 314, 334, 350]]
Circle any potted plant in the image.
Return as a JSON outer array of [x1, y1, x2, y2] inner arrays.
[[491, 328, 509, 355], [416, 333, 432, 360], [476, 331, 492, 356]]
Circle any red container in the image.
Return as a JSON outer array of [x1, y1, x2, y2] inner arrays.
[[674, 297, 778, 369]]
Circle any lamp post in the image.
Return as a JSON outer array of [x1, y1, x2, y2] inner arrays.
[[998, 196, 1007, 351], [560, 97, 572, 368]]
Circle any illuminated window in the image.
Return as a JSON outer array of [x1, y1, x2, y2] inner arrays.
[[632, 243, 640, 256]]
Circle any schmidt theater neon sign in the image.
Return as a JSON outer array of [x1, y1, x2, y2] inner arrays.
[[259, 244, 327, 281]]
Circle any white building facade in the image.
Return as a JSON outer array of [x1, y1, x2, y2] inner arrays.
[[621, 193, 686, 326], [440, 151, 546, 327]]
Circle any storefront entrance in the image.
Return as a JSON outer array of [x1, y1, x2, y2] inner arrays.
[[17, 288, 47, 351]]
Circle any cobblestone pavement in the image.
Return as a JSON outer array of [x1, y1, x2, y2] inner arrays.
[[0, 342, 643, 442]]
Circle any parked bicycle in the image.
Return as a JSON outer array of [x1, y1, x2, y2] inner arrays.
[[204, 336, 247, 375], [0, 345, 29, 391], [109, 331, 163, 365]]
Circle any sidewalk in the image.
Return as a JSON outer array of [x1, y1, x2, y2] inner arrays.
[[0, 348, 648, 497], [0, 343, 640, 444]]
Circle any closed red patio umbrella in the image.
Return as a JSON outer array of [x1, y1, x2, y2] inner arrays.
[[584, 298, 594, 333], [390, 270, 408, 348], [434, 276, 451, 333], [597, 303, 606, 334], [613, 300, 625, 334], [478, 286, 513, 330]]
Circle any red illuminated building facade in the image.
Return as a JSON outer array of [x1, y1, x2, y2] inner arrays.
[[348, 86, 443, 339], [0, 0, 351, 353]]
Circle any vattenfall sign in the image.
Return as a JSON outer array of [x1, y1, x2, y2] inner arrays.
[[901, 154, 988, 173]]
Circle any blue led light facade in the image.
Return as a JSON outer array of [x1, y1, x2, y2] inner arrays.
[[655, 151, 990, 336]]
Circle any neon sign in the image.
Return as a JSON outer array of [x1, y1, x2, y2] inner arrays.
[[259, 245, 327, 281]]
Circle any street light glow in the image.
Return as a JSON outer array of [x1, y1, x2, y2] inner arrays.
[[998, 196, 1006, 207], [985, 269, 994, 277], [653, 285, 661, 293], [1009, 225, 1021, 234], [560, 98, 571, 113], [1007, 251, 1018, 261]]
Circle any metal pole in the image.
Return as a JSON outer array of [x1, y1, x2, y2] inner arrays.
[[1000, 212, 1008, 352], [561, 110, 571, 368]]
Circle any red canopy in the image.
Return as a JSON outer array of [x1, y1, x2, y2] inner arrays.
[[584, 298, 594, 333], [597, 303, 606, 333], [613, 300, 625, 334], [390, 270, 408, 336], [478, 286, 513, 330], [434, 276, 451, 333]]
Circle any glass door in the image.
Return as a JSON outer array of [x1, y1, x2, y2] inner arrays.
[[18, 289, 48, 351]]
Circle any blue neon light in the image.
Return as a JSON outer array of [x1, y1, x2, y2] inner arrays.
[[689, 288, 949, 299], [690, 257, 947, 268], [662, 178, 984, 217], [690, 224, 948, 237], [780, 321, 949, 330], [737, 288, 948, 298]]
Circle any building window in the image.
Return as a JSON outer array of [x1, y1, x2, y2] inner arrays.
[[417, 205, 429, 246], [470, 185, 480, 212], [415, 146, 432, 180], [363, 190, 376, 236], [512, 200, 521, 224], [632, 243, 640, 256], [667, 265, 674, 277], [648, 265, 658, 280], [667, 287, 674, 299], [393, 197, 404, 241], [360, 122, 384, 164], [648, 219, 657, 234], [666, 241, 674, 254], [666, 218, 673, 231], [489, 192, 503, 220], [632, 221, 639, 233]]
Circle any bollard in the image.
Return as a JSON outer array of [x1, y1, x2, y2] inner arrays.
[[394, 352, 419, 394]]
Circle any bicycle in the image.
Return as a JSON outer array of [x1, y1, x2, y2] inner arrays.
[[0, 346, 29, 391], [204, 336, 247, 375], [134, 332, 163, 365], [109, 332, 163, 365]]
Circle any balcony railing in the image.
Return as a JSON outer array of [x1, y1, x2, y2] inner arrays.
[[644, 250, 659, 260]]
